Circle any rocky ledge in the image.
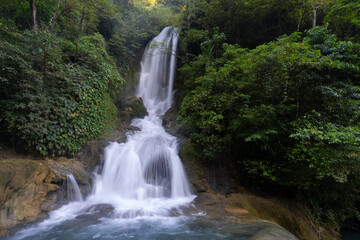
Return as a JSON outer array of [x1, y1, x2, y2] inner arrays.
[[0, 157, 92, 235]]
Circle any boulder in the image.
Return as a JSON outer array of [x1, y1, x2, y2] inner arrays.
[[0, 159, 60, 230], [118, 96, 148, 121], [0, 158, 92, 233]]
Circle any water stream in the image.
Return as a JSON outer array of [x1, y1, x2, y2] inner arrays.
[[66, 174, 83, 202], [2, 27, 298, 240]]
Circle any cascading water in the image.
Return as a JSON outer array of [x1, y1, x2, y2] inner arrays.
[[66, 174, 83, 202], [89, 26, 194, 215], [5, 27, 298, 240]]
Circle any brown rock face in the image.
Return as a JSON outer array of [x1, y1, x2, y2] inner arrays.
[[0, 159, 61, 230], [0, 157, 92, 233]]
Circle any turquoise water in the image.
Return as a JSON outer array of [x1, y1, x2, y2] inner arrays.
[[342, 230, 360, 240], [1, 214, 297, 240]]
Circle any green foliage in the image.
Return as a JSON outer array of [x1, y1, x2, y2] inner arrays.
[[176, 0, 338, 49], [180, 26, 360, 227], [325, 0, 360, 42], [0, 0, 176, 156], [107, 7, 166, 71], [0, 27, 124, 156]]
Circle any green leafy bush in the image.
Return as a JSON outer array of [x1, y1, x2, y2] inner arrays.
[[179, 26, 360, 227], [0, 28, 124, 156], [325, 0, 360, 42]]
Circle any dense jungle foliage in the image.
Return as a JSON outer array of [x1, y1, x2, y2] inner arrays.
[[0, 0, 359, 234], [173, 0, 360, 231], [0, 0, 171, 155]]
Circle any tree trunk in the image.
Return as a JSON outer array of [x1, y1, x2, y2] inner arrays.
[[187, 1, 194, 31], [297, 11, 304, 32], [312, 8, 317, 28], [29, 0, 39, 31], [50, 0, 61, 32]]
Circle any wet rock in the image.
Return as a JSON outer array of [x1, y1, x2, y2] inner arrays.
[[193, 179, 209, 193], [118, 96, 148, 121], [48, 158, 93, 197], [0, 159, 59, 230], [76, 140, 107, 172], [0, 158, 93, 232], [75, 204, 114, 224]]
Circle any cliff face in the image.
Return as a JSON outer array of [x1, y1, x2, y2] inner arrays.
[[0, 159, 59, 230], [0, 157, 92, 235]]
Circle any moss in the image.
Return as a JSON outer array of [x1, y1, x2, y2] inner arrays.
[[124, 97, 148, 119], [129, 99, 147, 118], [99, 93, 119, 139]]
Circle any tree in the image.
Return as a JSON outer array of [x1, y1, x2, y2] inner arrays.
[[325, 0, 360, 42], [28, 0, 38, 30], [179, 26, 360, 227]]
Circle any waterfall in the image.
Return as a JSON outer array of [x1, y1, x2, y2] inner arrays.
[[66, 174, 83, 202], [10, 27, 195, 240], [136, 26, 179, 115], [90, 26, 194, 216], [10, 27, 298, 240]]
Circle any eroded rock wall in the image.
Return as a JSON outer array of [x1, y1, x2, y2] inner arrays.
[[0, 158, 92, 234]]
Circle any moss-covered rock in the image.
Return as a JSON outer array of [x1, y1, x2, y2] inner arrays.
[[118, 96, 148, 121]]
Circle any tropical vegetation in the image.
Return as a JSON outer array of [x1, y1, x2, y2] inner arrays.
[[0, 0, 359, 234]]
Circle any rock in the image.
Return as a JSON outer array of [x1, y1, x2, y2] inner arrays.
[[193, 179, 209, 193], [76, 141, 107, 172], [0, 157, 93, 232], [48, 157, 93, 197], [118, 96, 148, 121], [178, 140, 211, 194], [0, 159, 59, 230]]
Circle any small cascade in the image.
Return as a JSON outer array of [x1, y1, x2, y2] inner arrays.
[[66, 174, 83, 202]]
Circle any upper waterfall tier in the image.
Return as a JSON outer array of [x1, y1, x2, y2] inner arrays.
[[136, 27, 179, 116]]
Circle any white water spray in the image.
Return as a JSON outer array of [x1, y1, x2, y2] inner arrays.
[[66, 174, 83, 202], [90, 27, 194, 215]]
